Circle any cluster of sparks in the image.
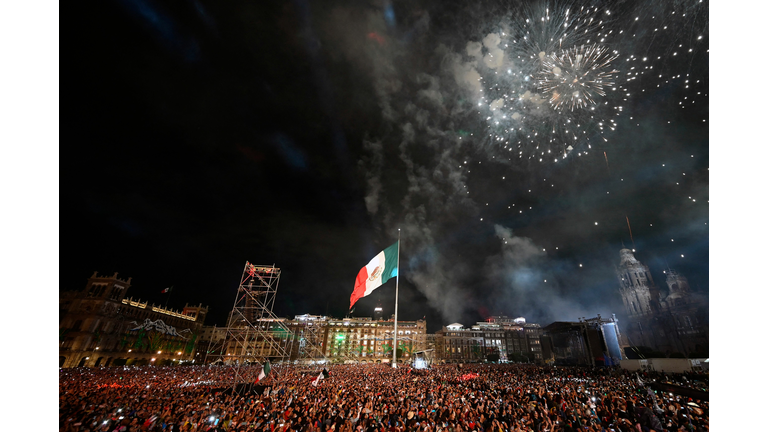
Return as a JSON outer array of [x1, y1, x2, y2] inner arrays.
[[460, 0, 707, 166], [453, 0, 709, 272], [468, 3, 625, 163], [538, 44, 619, 111]]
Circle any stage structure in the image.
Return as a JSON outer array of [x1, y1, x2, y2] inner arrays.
[[211, 262, 328, 390]]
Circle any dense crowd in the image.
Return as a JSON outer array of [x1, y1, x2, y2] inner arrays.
[[59, 363, 708, 432]]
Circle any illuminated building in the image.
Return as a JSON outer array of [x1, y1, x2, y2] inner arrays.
[[322, 316, 427, 364], [437, 323, 486, 363], [59, 272, 208, 368], [616, 248, 708, 356], [435, 317, 542, 363], [194, 313, 427, 365], [221, 317, 296, 360]]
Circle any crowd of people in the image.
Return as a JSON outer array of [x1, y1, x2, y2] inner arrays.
[[59, 363, 708, 432]]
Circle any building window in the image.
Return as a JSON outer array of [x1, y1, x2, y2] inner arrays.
[[88, 284, 106, 297], [109, 287, 122, 301], [61, 338, 74, 350]]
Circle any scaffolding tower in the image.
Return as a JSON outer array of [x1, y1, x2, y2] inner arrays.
[[211, 262, 328, 390]]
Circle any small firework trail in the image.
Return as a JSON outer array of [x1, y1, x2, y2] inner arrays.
[[626, 215, 635, 250]]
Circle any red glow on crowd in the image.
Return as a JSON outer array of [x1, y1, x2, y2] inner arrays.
[[97, 383, 126, 388]]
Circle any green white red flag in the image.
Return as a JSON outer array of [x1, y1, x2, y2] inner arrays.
[[350, 241, 398, 310], [311, 368, 329, 386], [256, 360, 271, 383]]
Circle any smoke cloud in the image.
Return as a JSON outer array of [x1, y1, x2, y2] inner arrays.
[[314, 0, 704, 328], [360, 138, 384, 215], [484, 225, 598, 324], [320, 3, 598, 325]]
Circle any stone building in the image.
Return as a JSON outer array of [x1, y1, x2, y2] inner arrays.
[[435, 317, 542, 363], [196, 324, 228, 363], [216, 317, 298, 363], [437, 323, 486, 363], [616, 249, 708, 356], [200, 314, 427, 365], [487, 316, 544, 363], [425, 333, 437, 352], [322, 316, 427, 364], [59, 272, 208, 367]]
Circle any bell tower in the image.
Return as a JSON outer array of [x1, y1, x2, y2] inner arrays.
[[616, 249, 658, 318], [615, 249, 659, 348], [664, 269, 691, 301]]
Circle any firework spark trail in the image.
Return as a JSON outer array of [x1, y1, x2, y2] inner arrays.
[[626, 215, 635, 250]]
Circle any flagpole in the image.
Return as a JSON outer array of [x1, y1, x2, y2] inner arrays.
[[393, 229, 400, 368]]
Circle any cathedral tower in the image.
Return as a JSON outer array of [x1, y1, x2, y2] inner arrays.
[[614, 249, 708, 356], [616, 248, 659, 319], [663, 269, 691, 306], [615, 249, 660, 349]]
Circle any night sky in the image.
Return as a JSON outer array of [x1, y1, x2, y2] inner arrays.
[[58, 0, 712, 334]]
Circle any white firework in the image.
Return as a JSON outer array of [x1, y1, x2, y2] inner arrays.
[[538, 44, 619, 111]]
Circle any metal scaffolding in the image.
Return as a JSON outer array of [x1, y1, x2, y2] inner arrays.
[[210, 262, 328, 390]]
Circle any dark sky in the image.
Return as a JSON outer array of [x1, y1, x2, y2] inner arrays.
[[61, 0, 710, 333]]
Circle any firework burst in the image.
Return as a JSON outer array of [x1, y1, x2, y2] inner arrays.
[[439, 0, 706, 164], [538, 44, 619, 111], [469, 2, 624, 163]]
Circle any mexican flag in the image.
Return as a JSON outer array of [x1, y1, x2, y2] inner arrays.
[[350, 241, 398, 310], [311, 368, 329, 386], [256, 360, 271, 383]]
